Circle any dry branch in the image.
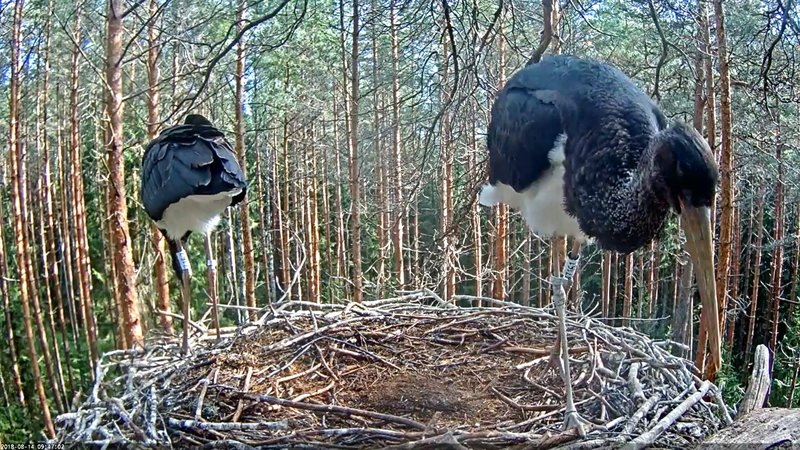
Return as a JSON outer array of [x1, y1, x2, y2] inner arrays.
[[739, 343, 772, 417]]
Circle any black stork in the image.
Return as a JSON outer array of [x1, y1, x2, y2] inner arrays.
[[479, 54, 722, 434], [141, 114, 247, 353]]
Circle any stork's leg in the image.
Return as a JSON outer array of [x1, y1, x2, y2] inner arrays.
[[552, 274, 590, 436], [204, 234, 221, 341], [551, 238, 589, 435], [175, 241, 193, 355]]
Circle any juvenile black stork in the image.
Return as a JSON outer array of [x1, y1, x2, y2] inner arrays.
[[141, 114, 247, 353], [479, 54, 722, 434]]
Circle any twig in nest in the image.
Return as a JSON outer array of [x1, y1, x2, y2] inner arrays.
[[626, 381, 712, 449], [491, 387, 558, 412], [243, 393, 428, 430], [378, 430, 469, 450], [231, 366, 253, 422], [623, 391, 662, 435], [627, 362, 646, 406], [168, 417, 289, 431], [291, 381, 335, 402]]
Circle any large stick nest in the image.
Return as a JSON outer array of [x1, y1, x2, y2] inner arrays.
[[53, 292, 733, 449]]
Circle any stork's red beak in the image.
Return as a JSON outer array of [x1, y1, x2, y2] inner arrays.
[[680, 204, 722, 377]]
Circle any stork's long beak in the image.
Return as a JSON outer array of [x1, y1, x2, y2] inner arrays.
[[680, 205, 722, 377]]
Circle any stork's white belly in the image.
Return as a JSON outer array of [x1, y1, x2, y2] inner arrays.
[[156, 189, 242, 240], [479, 134, 586, 241]]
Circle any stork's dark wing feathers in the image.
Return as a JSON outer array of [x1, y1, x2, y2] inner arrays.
[[141, 124, 246, 221], [486, 85, 565, 192]]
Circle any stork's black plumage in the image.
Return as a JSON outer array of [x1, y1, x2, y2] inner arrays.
[[141, 114, 246, 352], [142, 114, 246, 275], [142, 114, 247, 240], [479, 54, 722, 434]]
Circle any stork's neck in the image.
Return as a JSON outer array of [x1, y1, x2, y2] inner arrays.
[[572, 131, 672, 253]]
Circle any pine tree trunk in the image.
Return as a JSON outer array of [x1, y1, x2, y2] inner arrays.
[[712, 0, 734, 337], [470, 102, 483, 301], [648, 242, 660, 317], [727, 204, 742, 346], [9, 0, 55, 435], [106, 0, 143, 348], [745, 185, 767, 362], [68, 5, 97, 368], [440, 28, 455, 301], [37, 2, 70, 409], [371, 23, 387, 295], [277, 107, 291, 296], [332, 97, 348, 289], [768, 114, 785, 356], [0, 200, 26, 406], [389, 0, 405, 288], [345, 0, 363, 302], [623, 253, 634, 327], [786, 207, 800, 321], [602, 251, 611, 317], [147, 0, 172, 333], [674, 244, 694, 358], [493, 28, 508, 301], [253, 106, 274, 303], [306, 126, 321, 303], [234, 0, 256, 318]]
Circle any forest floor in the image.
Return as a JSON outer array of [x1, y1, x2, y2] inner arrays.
[[52, 292, 733, 449]]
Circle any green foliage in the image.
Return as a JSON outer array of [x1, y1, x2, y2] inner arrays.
[[0, 402, 37, 443], [770, 306, 800, 407], [716, 345, 746, 407]]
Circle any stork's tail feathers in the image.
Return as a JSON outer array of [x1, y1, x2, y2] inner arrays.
[[478, 183, 521, 209]]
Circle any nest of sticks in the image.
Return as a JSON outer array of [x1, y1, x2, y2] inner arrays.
[[53, 292, 733, 449]]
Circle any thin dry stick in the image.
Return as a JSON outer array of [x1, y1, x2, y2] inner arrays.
[[232, 366, 253, 422], [168, 417, 289, 431], [626, 381, 712, 449], [244, 393, 428, 430], [627, 362, 646, 405]]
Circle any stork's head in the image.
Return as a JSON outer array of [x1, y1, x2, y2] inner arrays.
[[185, 114, 214, 127], [651, 121, 722, 377]]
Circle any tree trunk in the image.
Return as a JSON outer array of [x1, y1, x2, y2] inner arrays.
[[712, 0, 734, 335], [493, 28, 508, 301], [0, 197, 26, 406], [768, 113, 785, 357], [277, 103, 291, 296], [440, 27, 455, 301], [332, 96, 348, 290], [728, 204, 742, 347], [389, 0, 405, 288], [345, 0, 363, 302], [69, 6, 98, 368], [648, 242, 660, 318], [469, 102, 483, 301], [306, 126, 321, 302], [371, 22, 387, 295], [745, 185, 767, 362], [602, 251, 611, 317], [9, 0, 55, 435], [106, 0, 143, 348], [234, 0, 256, 318], [253, 103, 274, 303], [623, 253, 634, 327], [674, 222, 694, 358], [147, 0, 172, 333], [786, 205, 800, 321]]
